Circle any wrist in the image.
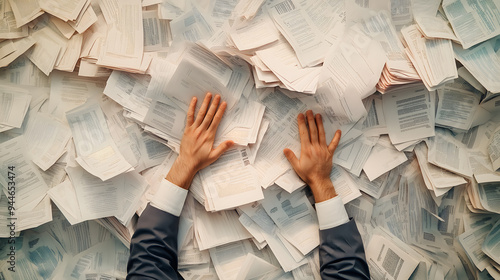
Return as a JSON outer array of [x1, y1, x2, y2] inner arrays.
[[165, 158, 197, 190], [309, 179, 337, 203]]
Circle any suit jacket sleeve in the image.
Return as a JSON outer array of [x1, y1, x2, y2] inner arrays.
[[319, 218, 370, 280], [126, 204, 180, 280]]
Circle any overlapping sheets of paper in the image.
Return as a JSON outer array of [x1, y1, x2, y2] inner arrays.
[[1, 0, 500, 279]]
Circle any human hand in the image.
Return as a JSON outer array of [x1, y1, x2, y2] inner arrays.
[[283, 110, 341, 203], [166, 93, 234, 189]]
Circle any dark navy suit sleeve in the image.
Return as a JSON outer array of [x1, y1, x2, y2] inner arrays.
[[127, 204, 180, 280], [319, 218, 370, 279], [127, 205, 368, 279]]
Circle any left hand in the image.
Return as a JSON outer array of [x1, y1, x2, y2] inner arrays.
[[283, 110, 341, 203], [166, 93, 234, 189]]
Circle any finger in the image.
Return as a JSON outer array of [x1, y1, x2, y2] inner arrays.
[[328, 130, 342, 154], [316, 114, 326, 146], [208, 100, 227, 133], [283, 148, 299, 170], [201, 95, 221, 130], [194, 92, 212, 127], [211, 140, 234, 161], [297, 113, 310, 147], [306, 110, 318, 144], [186, 97, 197, 127]]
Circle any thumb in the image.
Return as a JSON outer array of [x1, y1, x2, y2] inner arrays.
[[283, 148, 299, 170], [328, 130, 341, 154], [212, 140, 234, 160]]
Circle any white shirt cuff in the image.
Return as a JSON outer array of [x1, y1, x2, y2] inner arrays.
[[316, 195, 349, 230], [150, 179, 188, 217]]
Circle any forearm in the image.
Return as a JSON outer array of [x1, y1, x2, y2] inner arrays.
[[127, 204, 181, 280], [319, 219, 370, 280], [316, 195, 369, 279], [127, 179, 188, 279]]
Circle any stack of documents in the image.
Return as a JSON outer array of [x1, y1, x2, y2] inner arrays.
[[363, 12, 421, 94], [1, 0, 500, 279], [401, 24, 457, 91]]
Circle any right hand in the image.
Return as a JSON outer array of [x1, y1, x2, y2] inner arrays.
[[283, 110, 341, 203]]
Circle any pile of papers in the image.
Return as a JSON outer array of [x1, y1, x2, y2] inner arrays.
[[0, 0, 500, 279]]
